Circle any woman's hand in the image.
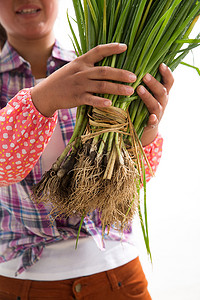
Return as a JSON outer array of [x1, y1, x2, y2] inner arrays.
[[137, 63, 174, 146], [31, 43, 174, 146], [31, 43, 137, 117]]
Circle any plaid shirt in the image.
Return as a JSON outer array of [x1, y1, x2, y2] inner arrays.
[[0, 41, 163, 276]]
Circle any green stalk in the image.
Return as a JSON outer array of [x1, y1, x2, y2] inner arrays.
[[146, 0, 193, 69], [142, 155, 151, 260], [134, 0, 183, 79], [72, 0, 86, 53], [106, 132, 114, 155], [67, 11, 83, 56], [75, 213, 85, 249], [103, 0, 107, 44], [97, 132, 110, 157], [83, 0, 89, 50], [113, 0, 121, 28], [87, 0, 99, 36], [87, 1, 96, 50], [68, 36, 79, 57], [181, 62, 200, 76], [111, 0, 132, 43], [127, 0, 148, 56], [123, 0, 169, 71], [55, 106, 88, 168], [146, 2, 200, 74], [115, 132, 121, 159], [107, 0, 116, 43], [135, 0, 154, 41], [134, 105, 149, 138]]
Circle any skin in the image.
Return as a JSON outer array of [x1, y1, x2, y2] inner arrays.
[[0, 0, 174, 146], [0, 23, 7, 50], [0, 0, 58, 78]]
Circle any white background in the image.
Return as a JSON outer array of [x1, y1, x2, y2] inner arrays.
[[55, 1, 200, 299]]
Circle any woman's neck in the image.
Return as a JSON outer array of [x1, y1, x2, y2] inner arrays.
[[8, 32, 55, 79]]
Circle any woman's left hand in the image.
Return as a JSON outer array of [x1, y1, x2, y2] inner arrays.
[[137, 63, 174, 147]]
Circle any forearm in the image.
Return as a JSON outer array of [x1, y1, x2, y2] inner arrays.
[[141, 125, 158, 147], [0, 89, 57, 186]]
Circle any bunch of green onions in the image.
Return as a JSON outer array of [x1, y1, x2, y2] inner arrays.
[[33, 0, 200, 257]]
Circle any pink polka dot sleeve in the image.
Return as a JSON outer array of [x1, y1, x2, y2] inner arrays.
[[143, 134, 163, 182], [0, 89, 57, 186]]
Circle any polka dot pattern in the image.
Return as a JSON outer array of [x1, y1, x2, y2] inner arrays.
[[0, 89, 57, 186], [143, 134, 163, 182]]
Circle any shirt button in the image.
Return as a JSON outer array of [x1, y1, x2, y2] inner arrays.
[[50, 61, 56, 67], [62, 115, 68, 121], [75, 283, 82, 293]]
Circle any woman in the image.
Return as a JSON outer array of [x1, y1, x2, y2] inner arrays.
[[0, 0, 174, 299]]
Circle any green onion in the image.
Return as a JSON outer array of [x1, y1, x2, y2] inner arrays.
[[32, 0, 200, 258]]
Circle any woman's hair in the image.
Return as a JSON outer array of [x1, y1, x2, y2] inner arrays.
[[0, 23, 7, 49]]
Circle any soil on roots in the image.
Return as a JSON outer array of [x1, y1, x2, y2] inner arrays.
[[97, 149, 140, 232], [33, 146, 140, 233], [64, 150, 105, 217], [62, 148, 140, 231]]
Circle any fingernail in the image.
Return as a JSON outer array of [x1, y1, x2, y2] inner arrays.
[[160, 63, 167, 70], [118, 43, 127, 50], [138, 86, 145, 94], [129, 74, 137, 81], [104, 100, 112, 106], [144, 73, 151, 82], [126, 86, 134, 94], [151, 124, 156, 129]]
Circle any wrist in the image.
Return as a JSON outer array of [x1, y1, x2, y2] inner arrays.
[[31, 82, 57, 117], [141, 127, 158, 147]]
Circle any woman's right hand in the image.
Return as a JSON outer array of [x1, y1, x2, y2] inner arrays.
[[31, 43, 137, 117]]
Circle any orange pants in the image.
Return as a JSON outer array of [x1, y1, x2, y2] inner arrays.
[[0, 257, 152, 300]]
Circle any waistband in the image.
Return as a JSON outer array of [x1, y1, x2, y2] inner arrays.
[[0, 257, 151, 300]]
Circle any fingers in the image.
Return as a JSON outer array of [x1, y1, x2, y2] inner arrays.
[[146, 114, 159, 128], [159, 63, 174, 94], [82, 43, 127, 65], [137, 83, 164, 121], [73, 64, 136, 102], [142, 73, 168, 108], [137, 64, 174, 145], [87, 66, 137, 83], [86, 80, 134, 96], [83, 94, 112, 107], [70, 44, 136, 106], [85, 66, 136, 96], [73, 70, 135, 97], [137, 63, 174, 119]]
